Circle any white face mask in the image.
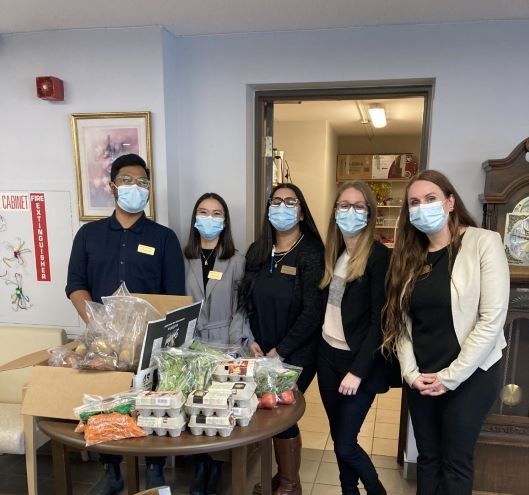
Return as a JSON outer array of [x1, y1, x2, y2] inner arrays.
[[116, 185, 149, 213]]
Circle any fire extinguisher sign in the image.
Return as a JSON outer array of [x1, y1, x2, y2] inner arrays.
[[30, 193, 51, 282]]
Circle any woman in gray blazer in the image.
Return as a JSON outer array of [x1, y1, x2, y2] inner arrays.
[[184, 192, 247, 495], [383, 170, 510, 495]]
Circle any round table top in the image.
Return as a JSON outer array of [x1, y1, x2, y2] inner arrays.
[[38, 393, 305, 456]]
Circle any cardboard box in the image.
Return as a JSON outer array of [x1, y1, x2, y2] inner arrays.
[[336, 154, 372, 181], [0, 294, 192, 421]]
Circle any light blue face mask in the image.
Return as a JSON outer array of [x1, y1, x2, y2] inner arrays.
[[268, 203, 299, 232], [117, 185, 149, 214], [194, 216, 224, 240], [335, 209, 368, 237], [409, 201, 448, 234]]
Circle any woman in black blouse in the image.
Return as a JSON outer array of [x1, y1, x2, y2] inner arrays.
[[318, 181, 389, 495], [239, 183, 324, 495]]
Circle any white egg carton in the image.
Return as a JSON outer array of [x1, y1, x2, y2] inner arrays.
[[184, 389, 234, 417], [188, 414, 235, 437], [137, 412, 187, 437], [135, 390, 185, 418], [231, 395, 258, 426], [213, 359, 256, 382], [208, 380, 257, 407]]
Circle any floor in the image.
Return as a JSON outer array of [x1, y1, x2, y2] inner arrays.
[[0, 383, 416, 495]]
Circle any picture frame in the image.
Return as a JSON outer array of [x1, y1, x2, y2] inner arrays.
[[71, 111, 154, 221]]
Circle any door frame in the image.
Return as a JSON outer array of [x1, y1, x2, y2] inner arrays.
[[254, 78, 435, 238]]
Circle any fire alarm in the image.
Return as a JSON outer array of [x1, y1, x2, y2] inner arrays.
[[36, 76, 64, 101]]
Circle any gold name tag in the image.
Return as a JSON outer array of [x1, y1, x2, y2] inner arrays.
[[137, 244, 155, 255], [208, 270, 223, 280], [280, 265, 297, 276]]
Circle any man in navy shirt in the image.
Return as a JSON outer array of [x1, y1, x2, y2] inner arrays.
[[66, 153, 185, 494]]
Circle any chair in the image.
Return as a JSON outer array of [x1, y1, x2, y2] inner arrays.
[[0, 325, 67, 494]]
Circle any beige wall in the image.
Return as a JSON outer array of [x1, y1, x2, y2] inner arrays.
[[274, 120, 338, 240]]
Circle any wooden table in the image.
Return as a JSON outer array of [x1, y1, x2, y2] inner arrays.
[[38, 394, 305, 495]]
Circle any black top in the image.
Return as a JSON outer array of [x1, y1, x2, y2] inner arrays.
[[200, 249, 217, 289], [66, 212, 185, 302], [322, 241, 391, 394], [410, 246, 461, 373], [248, 236, 324, 367]]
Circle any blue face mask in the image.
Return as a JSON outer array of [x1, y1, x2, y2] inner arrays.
[[268, 204, 299, 232], [409, 201, 448, 234], [194, 216, 225, 241], [117, 185, 149, 214], [335, 209, 368, 237]]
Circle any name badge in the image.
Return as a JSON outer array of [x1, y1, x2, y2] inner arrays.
[[137, 244, 155, 255], [208, 270, 223, 280], [280, 265, 297, 276]]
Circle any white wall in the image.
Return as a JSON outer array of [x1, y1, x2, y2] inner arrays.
[[0, 27, 169, 333], [172, 20, 529, 246]]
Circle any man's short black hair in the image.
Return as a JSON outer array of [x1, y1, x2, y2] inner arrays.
[[110, 154, 150, 182]]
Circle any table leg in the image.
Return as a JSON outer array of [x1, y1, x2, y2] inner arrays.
[[51, 440, 71, 495], [231, 445, 247, 495], [124, 456, 139, 495], [260, 438, 273, 495], [23, 415, 38, 495]]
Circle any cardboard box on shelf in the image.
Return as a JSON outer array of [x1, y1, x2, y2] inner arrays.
[[336, 154, 372, 181], [0, 293, 193, 421]]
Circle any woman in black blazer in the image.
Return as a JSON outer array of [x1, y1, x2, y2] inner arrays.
[[318, 181, 389, 495]]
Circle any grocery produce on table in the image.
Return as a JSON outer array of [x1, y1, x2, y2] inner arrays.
[[188, 413, 236, 437], [137, 412, 187, 437], [184, 389, 234, 417], [212, 358, 256, 382], [254, 357, 302, 408], [73, 392, 138, 422]]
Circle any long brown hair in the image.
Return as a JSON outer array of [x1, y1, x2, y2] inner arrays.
[[320, 181, 377, 288], [382, 170, 477, 353]]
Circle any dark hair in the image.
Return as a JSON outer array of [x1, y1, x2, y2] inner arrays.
[[184, 193, 236, 260], [238, 183, 323, 312], [110, 154, 150, 182], [382, 169, 477, 353]]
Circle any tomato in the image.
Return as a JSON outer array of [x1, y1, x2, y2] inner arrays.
[[260, 392, 277, 409], [279, 390, 295, 405]]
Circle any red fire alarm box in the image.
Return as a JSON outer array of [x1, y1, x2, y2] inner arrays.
[[36, 76, 64, 101]]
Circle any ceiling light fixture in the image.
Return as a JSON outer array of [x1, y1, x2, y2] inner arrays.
[[368, 104, 387, 128]]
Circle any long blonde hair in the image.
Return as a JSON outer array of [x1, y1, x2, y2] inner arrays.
[[320, 181, 377, 288], [381, 170, 478, 353]]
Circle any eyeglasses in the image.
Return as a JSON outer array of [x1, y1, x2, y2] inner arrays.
[[269, 197, 299, 208], [335, 201, 369, 214], [115, 175, 150, 189], [196, 207, 225, 218]]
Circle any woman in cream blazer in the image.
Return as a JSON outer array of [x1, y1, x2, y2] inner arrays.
[[383, 170, 509, 495], [184, 192, 247, 495]]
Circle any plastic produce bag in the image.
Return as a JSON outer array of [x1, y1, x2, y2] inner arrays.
[[83, 412, 146, 446], [73, 392, 139, 422], [254, 357, 302, 407], [47, 345, 82, 368], [154, 347, 228, 396], [76, 282, 162, 371]]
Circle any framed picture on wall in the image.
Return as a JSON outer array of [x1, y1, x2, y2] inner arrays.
[[71, 111, 154, 221]]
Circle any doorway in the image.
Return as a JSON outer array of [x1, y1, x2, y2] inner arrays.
[[253, 79, 434, 468]]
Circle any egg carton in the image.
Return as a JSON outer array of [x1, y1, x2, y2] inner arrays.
[[137, 412, 187, 437], [184, 389, 234, 417], [231, 395, 258, 426], [188, 414, 235, 437], [212, 359, 256, 382], [135, 390, 185, 418], [208, 380, 257, 407]]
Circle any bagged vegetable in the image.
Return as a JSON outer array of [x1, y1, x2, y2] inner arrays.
[[83, 412, 146, 446], [47, 345, 82, 368], [154, 347, 228, 396], [254, 358, 302, 406], [76, 282, 162, 371], [73, 392, 138, 422]]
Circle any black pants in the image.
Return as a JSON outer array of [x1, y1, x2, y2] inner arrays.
[[275, 362, 316, 440], [317, 340, 381, 493], [407, 362, 500, 495], [100, 454, 165, 467]]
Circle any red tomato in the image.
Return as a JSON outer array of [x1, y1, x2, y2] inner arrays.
[[279, 390, 295, 405], [260, 392, 277, 409]]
